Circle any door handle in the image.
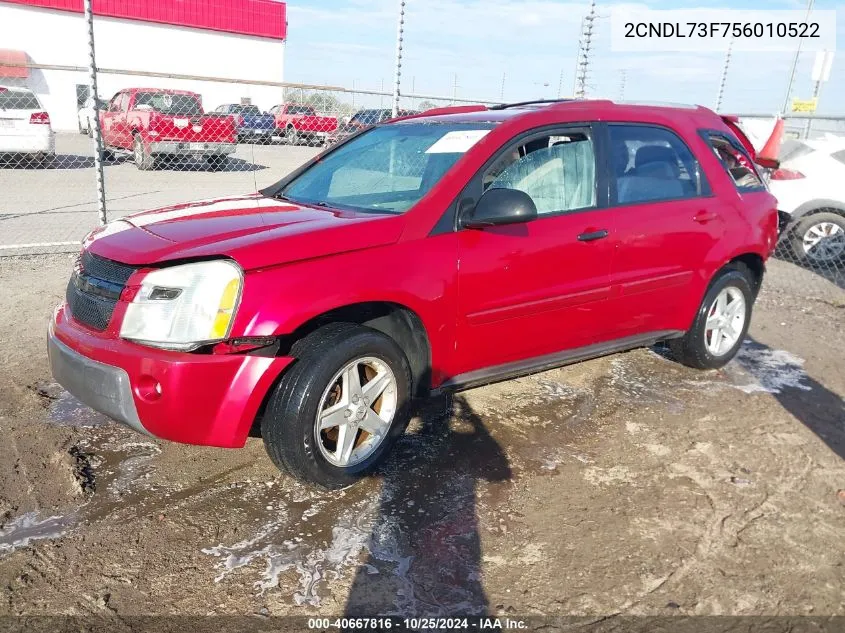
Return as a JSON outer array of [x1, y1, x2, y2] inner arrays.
[[694, 210, 718, 224], [577, 229, 609, 242]]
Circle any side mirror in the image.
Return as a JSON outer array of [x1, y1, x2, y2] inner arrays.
[[463, 188, 538, 229]]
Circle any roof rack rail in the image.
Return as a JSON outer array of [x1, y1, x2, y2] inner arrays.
[[610, 99, 703, 110], [489, 99, 576, 110]]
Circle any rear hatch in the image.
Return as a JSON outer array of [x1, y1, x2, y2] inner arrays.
[[0, 88, 44, 135]]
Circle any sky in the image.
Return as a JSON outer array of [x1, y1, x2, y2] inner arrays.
[[281, 0, 844, 115]]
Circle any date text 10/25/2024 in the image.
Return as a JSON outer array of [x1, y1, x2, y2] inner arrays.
[[307, 617, 529, 630]]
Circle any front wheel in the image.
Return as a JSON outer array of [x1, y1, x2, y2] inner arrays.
[[261, 323, 412, 489], [670, 264, 755, 370]]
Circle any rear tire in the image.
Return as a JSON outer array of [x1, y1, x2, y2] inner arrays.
[[133, 134, 155, 171], [285, 126, 299, 146], [261, 323, 413, 489], [670, 263, 755, 370], [789, 211, 845, 266]]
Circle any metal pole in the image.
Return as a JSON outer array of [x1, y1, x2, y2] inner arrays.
[[83, 0, 107, 226], [803, 78, 823, 139], [501, 72, 506, 101], [618, 69, 627, 100], [556, 68, 564, 98], [452, 74, 458, 101], [391, 0, 405, 117], [781, 0, 815, 114], [715, 40, 733, 112]]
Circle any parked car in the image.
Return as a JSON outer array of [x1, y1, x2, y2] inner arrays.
[[49, 100, 779, 488], [0, 86, 55, 167], [213, 103, 275, 144], [326, 108, 418, 145], [269, 103, 338, 145], [765, 137, 845, 265], [77, 96, 107, 136], [100, 88, 237, 171]]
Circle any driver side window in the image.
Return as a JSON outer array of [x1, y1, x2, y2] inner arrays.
[[483, 131, 596, 215]]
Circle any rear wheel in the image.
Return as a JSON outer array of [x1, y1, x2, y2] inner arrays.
[[285, 126, 299, 146], [789, 211, 845, 265], [670, 264, 755, 370], [133, 134, 155, 170], [261, 323, 412, 489]]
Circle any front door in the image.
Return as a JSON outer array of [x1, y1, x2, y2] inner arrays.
[[454, 126, 616, 375]]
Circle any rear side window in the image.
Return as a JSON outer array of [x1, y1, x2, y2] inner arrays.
[[704, 132, 765, 192], [0, 89, 40, 110], [609, 125, 704, 204]]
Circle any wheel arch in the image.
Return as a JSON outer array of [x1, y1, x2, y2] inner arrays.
[[789, 199, 845, 221], [726, 252, 765, 296], [276, 301, 432, 398]]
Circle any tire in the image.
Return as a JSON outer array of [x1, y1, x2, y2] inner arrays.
[[133, 134, 155, 171], [285, 126, 299, 146], [670, 263, 755, 370], [261, 323, 413, 489], [206, 155, 228, 171], [788, 211, 845, 266]]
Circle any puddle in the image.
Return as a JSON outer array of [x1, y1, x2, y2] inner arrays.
[[0, 511, 77, 555], [33, 381, 109, 427]]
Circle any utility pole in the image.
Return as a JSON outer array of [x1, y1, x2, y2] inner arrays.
[[557, 68, 564, 98], [617, 69, 626, 100], [83, 0, 107, 225], [715, 40, 733, 112], [574, 0, 597, 99], [380, 77, 385, 108], [782, 0, 815, 114], [500, 72, 506, 102], [452, 74, 458, 101], [391, 0, 406, 117]]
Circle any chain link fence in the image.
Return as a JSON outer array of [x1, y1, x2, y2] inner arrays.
[[0, 5, 842, 306]]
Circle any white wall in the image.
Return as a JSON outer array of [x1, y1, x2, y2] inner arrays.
[[0, 3, 286, 130]]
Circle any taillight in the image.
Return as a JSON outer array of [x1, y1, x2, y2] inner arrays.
[[771, 168, 805, 180], [30, 111, 50, 125]]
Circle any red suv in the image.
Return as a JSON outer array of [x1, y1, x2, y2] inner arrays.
[[48, 100, 779, 488]]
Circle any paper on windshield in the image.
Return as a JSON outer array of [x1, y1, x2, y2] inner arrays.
[[425, 129, 491, 154]]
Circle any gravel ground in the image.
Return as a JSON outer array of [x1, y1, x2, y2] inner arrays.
[[0, 254, 843, 622]]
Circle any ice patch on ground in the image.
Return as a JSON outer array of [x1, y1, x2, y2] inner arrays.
[[203, 495, 379, 604], [0, 512, 76, 554], [729, 345, 812, 394]]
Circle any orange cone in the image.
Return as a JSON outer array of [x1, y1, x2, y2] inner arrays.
[[758, 117, 785, 160]]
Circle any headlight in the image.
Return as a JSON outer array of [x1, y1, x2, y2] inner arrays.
[[119, 260, 242, 351]]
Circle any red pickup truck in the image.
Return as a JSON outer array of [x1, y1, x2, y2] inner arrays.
[[269, 103, 338, 146], [100, 88, 237, 171]]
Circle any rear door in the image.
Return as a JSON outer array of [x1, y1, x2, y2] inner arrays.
[[455, 125, 617, 374], [603, 123, 724, 337]]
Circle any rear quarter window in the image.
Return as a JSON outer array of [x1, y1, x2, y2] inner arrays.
[[702, 131, 766, 193]]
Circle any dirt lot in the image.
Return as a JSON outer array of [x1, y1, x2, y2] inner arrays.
[[0, 255, 843, 623]]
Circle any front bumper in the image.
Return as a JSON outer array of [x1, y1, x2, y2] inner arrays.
[[148, 141, 236, 156], [48, 306, 294, 448]]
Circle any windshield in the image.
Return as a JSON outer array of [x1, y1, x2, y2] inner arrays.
[[135, 92, 203, 115], [280, 122, 495, 214], [0, 90, 40, 110], [230, 105, 261, 115]]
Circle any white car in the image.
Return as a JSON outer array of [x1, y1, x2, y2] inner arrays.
[[0, 86, 55, 167], [77, 96, 105, 136], [769, 137, 845, 265]]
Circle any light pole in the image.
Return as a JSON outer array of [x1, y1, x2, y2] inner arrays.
[[782, 0, 815, 114], [391, 0, 406, 117]]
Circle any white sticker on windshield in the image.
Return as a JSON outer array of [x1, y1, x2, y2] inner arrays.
[[425, 129, 491, 154]]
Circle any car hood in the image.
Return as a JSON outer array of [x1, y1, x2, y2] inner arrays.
[[83, 193, 405, 270]]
